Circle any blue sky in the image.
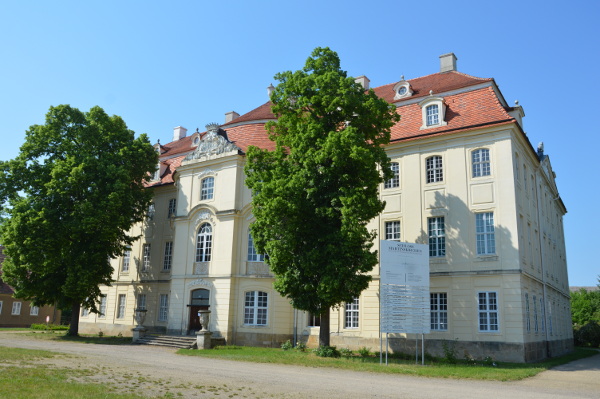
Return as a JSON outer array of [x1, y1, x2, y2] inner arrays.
[[0, 1, 598, 286]]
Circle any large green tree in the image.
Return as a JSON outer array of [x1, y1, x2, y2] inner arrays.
[[0, 105, 157, 335], [245, 48, 400, 346]]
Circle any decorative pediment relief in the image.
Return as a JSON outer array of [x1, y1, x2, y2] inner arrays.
[[183, 123, 241, 162]]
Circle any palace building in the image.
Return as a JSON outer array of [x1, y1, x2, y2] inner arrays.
[[79, 53, 572, 362]]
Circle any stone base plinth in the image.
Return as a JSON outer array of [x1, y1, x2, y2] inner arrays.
[[196, 331, 212, 350], [131, 327, 147, 343]]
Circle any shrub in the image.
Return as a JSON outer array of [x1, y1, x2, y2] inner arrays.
[[30, 324, 68, 331], [294, 341, 307, 352], [358, 346, 372, 357], [441, 339, 458, 364], [574, 321, 600, 347], [313, 345, 341, 358], [339, 347, 353, 358], [281, 339, 293, 351]]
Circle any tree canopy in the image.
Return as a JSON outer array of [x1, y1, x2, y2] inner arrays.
[[245, 47, 400, 346], [0, 105, 157, 335]]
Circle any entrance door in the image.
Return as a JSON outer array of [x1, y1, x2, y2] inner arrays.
[[188, 289, 210, 333]]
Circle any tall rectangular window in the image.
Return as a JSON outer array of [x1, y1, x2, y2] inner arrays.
[[201, 177, 214, 200], [426, 156, 443, 183], [122, 248, 131, 272], [472, 149, 491, 177], [81, 307, 89, 317], [163, 241, 173, 271], [384, 162, 400, 189], [345, 298, 360, 329], [428, 217, 445, 257], [247, 233, 265, 262], [476, 212, 495, 255], [98, 296, 106, 318], [142, 244, 151, 271], [426, 104, 439, 126], [244, 291, 268, 326], [308, 313, 321, 327], [540, 298, 546, 333], [30, 305, 39, 316], [117, 294, 126, 319], [478, 292, 499, 331], [0, 301, 3, 315], [167, 198, 177, 218], [430, 293, 448, 331], [525, 293, 530, 332], [385, 221, 400, 241], [533, 295, 539, 332], [11, 302, 21, 315], [137, 294, 147, 311], [159, 294, 169, 322]]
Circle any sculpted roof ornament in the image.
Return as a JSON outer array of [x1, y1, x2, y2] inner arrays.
[[183, 123, 241, 162]]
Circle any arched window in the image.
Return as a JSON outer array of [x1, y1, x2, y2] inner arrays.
[[426, 156, 443, 183], [472, 149, 491, 177], [247, 232, 265, 262], [196, 223, 212, 262], [201, 177, 214, 200]]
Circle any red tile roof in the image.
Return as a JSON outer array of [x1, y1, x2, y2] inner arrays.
[[150, 71, 514, 185]]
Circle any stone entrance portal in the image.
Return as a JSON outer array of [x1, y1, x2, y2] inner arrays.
[[188, 288, 209, 334]]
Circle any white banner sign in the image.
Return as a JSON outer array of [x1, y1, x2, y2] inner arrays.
[[380, 240, 430, 334]]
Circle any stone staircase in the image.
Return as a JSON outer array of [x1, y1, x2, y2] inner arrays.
[[135, 334, 197, 349]]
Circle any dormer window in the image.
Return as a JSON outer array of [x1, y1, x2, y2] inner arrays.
[[419, 96, 447, 129], [393, 79, 413, 100]]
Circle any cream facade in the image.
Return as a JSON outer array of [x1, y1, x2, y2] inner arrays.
[[79, 54, 572, 362]]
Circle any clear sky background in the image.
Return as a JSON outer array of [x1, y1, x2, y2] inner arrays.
[[0, 1, 598, 286]]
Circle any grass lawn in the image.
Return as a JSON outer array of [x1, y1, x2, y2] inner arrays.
[[18, 330, 132, 345], [0, 346, 144, 399], [178, 345, 598, 381]]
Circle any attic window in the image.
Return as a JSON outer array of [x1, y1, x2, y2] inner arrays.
[[393, 79, 412, 100], [419, 96, 447, 129], [194, 136, 200, 145]]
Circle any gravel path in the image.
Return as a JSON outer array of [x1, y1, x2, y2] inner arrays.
[[1, 332, 598, 399]]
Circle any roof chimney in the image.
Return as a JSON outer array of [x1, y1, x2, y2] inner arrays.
[[267, 83, 275, 98], [439, 53, 457, 73], [225, 111, 240, 124], [355, 75, 370, 90], [173, 126, 187, 142]]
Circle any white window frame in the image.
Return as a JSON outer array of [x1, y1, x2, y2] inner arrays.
[[472, 148, 491, 178], [29, 305, 39, 316], [159, 294, 169, 322], [247, 232, 265, 262], [476, 212, 496, 255], [428, 217, 446, 257], [478, 292, 499, 332], [307, 312, 321, 327], [419, 97, 447, 129], [385, 221, 400, 241], [163, 241, 173, 271], [384, 162, 400, 189], [200, 177, 215, 200], [0, 301, 3, 315], [196, 223, 213, 262], [142, 244, 151, 271], [11, 302, 21, 315], [122, 248, 131, 273], [430, 293, 448, 331], [167, 198, 177, 218], [116, 294, 126, 319], [244, 291, 268, 326], [137, 294, 147, 311], [98, 296, 106, 318], [426, 156, 443, 183], [344, 298, 360, 329]]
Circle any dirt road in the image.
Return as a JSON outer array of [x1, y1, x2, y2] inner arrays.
[[1, 332, 598, 398]]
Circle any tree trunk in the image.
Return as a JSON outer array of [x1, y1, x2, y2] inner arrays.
[[68, 301, 80, 336], [319, 309, 330, 347]]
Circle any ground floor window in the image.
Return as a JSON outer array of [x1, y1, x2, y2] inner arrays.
[[98, 296, 106, 318], [308, 312, 321, 327], [30, 305, 39, 316], [478, 292, 499, 331], [430, 293, 447, 330], [159, 294, 169, 322], [244, 291, 268, 326], [345, 298, 359, 329], [117, 294, 126, 319], [11, 302, 21, 315], [137, 294, 147, 311], [0, 301, 3, 315]]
